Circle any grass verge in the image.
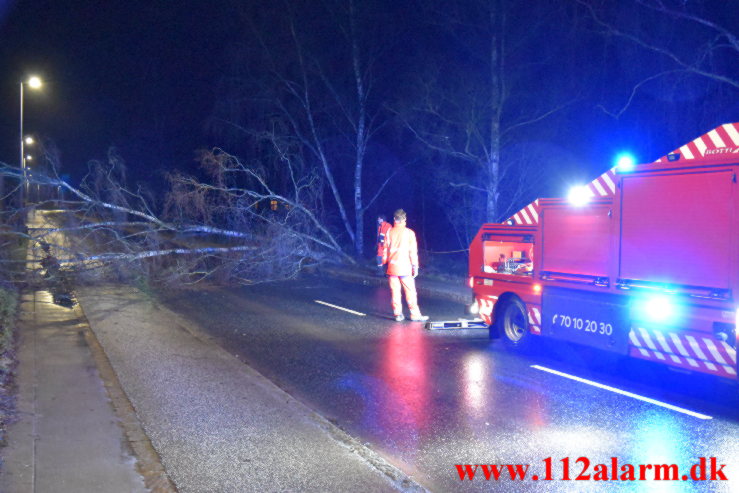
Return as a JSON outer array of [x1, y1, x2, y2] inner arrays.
[[0, 283, 19, 449], [0, 232, 26, 449]]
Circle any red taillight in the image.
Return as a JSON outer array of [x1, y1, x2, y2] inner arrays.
[[533, 283, 542, 293], [468, 276, 474, 288]]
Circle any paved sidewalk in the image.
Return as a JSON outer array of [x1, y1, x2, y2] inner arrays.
[[0, 290, 150, 492]]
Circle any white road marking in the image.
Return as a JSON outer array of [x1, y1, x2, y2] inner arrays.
[[314, 300, 366, 317], [531, 365, 712, 420]]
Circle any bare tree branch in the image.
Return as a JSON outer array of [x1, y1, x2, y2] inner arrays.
[[575, 0, 739, 90]]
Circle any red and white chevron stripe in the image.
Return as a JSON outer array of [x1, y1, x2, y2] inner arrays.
[[508, 165, 618, 225], [629, 327, 737, 379], [586, 168, 617, 198], [507, 123, 739, 225], [655, 123, 739, 163], [527, 305, 542, 335], [510, 199, 539, 225]]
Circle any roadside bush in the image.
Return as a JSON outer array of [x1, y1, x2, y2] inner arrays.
[[0, 285, 17, 348]]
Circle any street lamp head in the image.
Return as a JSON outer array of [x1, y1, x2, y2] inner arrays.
[[25, 136, 35, 145], [27, 76, 43, 89], [25, 154, 33, 161]]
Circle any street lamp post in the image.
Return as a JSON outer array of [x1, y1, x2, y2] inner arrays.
[[19, 82, 23, 207], [19, 76, 42, 207]]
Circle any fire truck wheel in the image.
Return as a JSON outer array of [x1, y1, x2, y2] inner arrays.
[[500, 297, 530, 348]]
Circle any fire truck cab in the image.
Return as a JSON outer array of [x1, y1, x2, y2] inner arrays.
[[469, 124, 739, 380]]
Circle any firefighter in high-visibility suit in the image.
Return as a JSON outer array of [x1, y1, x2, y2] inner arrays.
[[382, 209, 429, 322], [376, 215, 392, 274]]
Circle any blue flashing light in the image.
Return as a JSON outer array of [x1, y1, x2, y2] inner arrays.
[[567, 185, 592, 206], [632, 294, 682, 326], [615, 153, 637, 172], [643, 296, 673, 323]]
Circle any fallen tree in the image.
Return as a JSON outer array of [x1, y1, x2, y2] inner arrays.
[[0, 146, 355, 288]]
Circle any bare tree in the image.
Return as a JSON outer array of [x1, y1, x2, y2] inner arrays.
[[212, 0, 398, 257], [575, 0, 739, 118], [395, 0, 576, 227]]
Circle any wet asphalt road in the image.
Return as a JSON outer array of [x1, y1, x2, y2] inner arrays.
[[158, 277, 739, 492]]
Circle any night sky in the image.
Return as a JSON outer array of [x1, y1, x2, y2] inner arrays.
[[0, 0, 234, 182], [0, 0, 737, 251]]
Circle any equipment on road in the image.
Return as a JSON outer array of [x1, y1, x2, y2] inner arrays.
[[468, 123, 738, 381], [425, 319, 488, 330]]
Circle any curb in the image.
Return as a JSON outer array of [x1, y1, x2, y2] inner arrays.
[[74, 300, 178, 493]]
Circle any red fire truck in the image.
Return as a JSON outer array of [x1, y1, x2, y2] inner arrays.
[[468, 123, 738, 380]]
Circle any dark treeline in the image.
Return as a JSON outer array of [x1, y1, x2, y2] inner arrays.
[[3, 0, 737, 260], [204, 0, 738, 256]]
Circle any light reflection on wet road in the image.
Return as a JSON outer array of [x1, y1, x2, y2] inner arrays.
[[158, 277, 739, 492]]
